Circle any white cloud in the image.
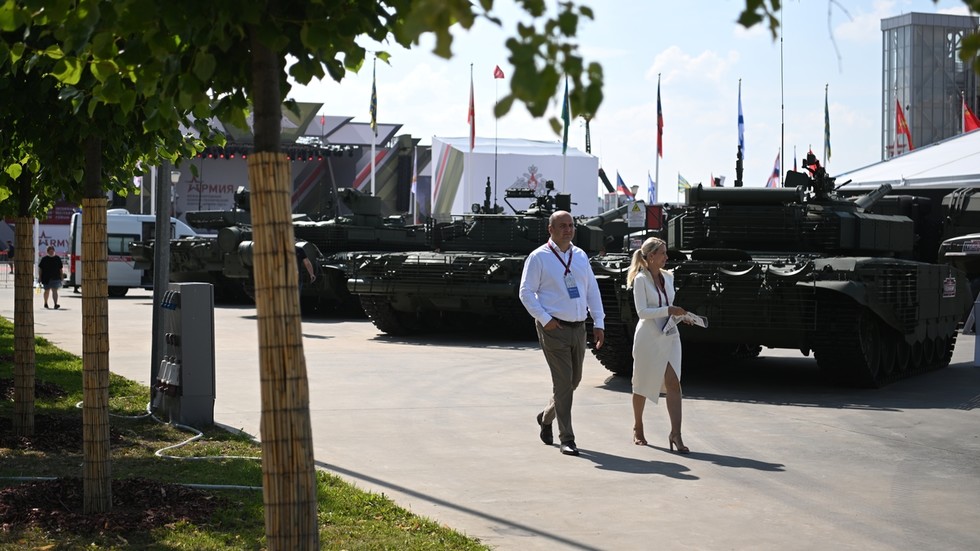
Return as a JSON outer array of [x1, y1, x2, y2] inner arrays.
[[645, 47, 740, 85]]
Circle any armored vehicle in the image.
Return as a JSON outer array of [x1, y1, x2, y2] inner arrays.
[[347, 181, 629, 336], [589, 153, 973, 387], [130, 187, 252, 303], [222, 187, 429, 312]]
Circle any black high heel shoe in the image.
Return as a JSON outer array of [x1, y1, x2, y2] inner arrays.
[[668, 432, 690, 454]]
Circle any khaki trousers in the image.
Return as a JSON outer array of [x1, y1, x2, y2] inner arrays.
[[536, 322, 586, 445]]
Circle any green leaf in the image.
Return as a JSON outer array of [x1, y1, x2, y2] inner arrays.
[[50, 57, 84, 85], [300, 20, 333, 50], [5, 163, 23, 180], [91, 59, 118, 82], [193, 51, 216, 82], [9, 42, 24, 65]]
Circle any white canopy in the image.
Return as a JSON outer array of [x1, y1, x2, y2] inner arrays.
[[835, 130, 980, 190], [430, 137, 599, 217]]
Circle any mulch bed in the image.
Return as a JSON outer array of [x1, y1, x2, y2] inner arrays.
[[0, 377, 68, 401], [0, 477, 222, 536], [0, 413, 126, 451], [2, 378, 220, 537]]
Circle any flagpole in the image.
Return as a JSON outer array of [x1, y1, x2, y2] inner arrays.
[[963, 91, 967, 134], [468, 63, 474, 209], [494, 70, 499, 207], [370, 55, 377, 196], [779, 6, 785, 182], [655, 73, 661, 203]]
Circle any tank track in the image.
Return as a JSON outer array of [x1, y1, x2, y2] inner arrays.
[[587, 321, 634, 377], [812, 297, 957, 387], [359, 296, 419, 336]]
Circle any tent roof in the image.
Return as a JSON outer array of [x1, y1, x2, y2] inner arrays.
[[435, 136, 594, 158], [181, 103, 401, 147], [835, 129, 980, 189]]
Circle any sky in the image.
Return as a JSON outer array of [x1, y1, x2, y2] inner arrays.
[[287, 0, 975, 205]]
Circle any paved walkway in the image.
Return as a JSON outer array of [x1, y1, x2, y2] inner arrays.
[[4, 285, 980, 550]]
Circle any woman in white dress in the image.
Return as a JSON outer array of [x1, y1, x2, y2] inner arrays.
[[627, 237, 690, 453]]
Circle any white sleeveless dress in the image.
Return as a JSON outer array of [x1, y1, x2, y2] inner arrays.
[[631, 270, 682, 403]]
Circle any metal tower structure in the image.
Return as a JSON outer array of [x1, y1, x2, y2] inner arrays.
[[881, 12, 979, 159]]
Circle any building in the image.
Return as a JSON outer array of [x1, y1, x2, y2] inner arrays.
[[881, 12, 979, 159]]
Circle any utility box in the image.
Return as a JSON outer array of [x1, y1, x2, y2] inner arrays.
[[152, 282, 215, 426]]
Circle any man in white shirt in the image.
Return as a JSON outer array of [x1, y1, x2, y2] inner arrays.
[[519, 210, 605, 456]]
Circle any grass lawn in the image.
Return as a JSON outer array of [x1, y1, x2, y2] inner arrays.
[[0, 317, 490, 550]]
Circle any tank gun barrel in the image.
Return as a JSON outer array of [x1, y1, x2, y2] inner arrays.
[[584, 202, 630, 226], [852, 183, 893, 210]]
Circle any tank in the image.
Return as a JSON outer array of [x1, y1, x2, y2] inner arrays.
[[588, 152, 973, 387], [129, 187, 253, 303], [347, 180, 629, 336], [221, 187, 430, 312]]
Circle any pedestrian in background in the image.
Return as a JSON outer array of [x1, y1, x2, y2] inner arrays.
[[38, 246, 64, 309]]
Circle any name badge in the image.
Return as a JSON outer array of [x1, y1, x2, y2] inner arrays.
[[565, 273, 580, 299]]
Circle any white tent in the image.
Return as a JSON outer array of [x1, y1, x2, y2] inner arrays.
[[430, 137, 599, 218], [835, 129, 980, 190]]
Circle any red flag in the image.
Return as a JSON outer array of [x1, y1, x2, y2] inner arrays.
[[468, 71, 475, 151], [965, 97, 980, 133], [493, 65, 504, 79], [896, 100, 913, 151], [766, 151, 780, 188], [656, 80, 663, 158]]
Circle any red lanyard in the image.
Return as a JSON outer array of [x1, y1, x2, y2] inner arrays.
[[654, 273, 669, 307], [548, 244, 572, 275]]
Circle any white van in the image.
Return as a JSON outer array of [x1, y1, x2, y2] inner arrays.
[[67, 209, 197, 297]]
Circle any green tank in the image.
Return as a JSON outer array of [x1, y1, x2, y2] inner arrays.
[[589, 153, 972, 387], [130, 187, 252, 303], [347, 181, 629, 336], [222, 187, 429, 312]]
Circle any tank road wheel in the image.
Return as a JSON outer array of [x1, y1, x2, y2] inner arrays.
[[359, 296, 418, 336], [856, 310, 883, 387], [909, 340, 924, 371], [921, 338, 936, 369], [878, 331, 897, 379], [894, 338, 911, 375], [928, 336, 946, 369]]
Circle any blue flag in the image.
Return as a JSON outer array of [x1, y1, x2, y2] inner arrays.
[[647, 171, 657, 203], [737, 81, 744, 159]]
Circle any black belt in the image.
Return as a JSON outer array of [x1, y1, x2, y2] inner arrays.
[[552, 318, 584, 327]]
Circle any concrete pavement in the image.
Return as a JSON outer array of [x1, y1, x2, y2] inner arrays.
[[4, 282, 980, 551]]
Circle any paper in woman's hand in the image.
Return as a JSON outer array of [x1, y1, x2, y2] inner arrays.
[[663, 313, 708, 335]]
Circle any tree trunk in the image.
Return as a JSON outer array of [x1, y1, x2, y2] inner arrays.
[[250, 29, 319, 550], [81, 136, 112, 514], [12, 176, 36, 437]]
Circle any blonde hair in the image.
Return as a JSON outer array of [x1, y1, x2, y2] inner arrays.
[[626, 237, 666, 289]]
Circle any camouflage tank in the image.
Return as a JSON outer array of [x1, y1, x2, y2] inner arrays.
[[222, 187, 429, 312], [588, 153, 973, 387], [130, 187, 252, 303], [347, 181, 629, 336]]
